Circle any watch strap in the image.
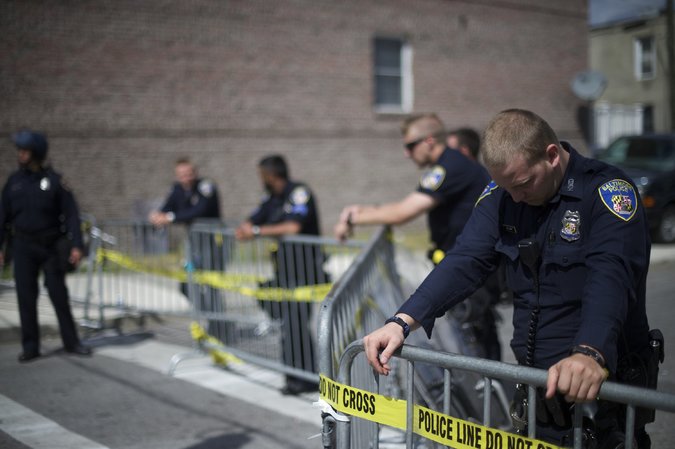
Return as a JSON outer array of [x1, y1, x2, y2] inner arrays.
[[385, 316, 410, 339], [570, 345, 605, 368]]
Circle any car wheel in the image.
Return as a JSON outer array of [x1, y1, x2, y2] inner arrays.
[[656, 204, 675, 244]]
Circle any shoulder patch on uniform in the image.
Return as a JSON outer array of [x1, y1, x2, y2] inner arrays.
[[475, 180, 498, 207], [290, 186, 310, 205], [198, 179, 214, 198], [419, 165, 446, 191], [598, 179, 638, 222]]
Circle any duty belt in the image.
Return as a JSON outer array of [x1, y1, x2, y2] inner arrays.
[[13, 228, 62, 245]]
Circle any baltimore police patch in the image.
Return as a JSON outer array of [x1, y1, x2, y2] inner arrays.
[[598, 179, 638, 222], [291, 186, 310, 205], [198, 179, 214, 197], [419, 166, 446, 191], [475, 180, 498, 206]]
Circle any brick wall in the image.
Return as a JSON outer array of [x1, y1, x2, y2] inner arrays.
[[0, 0, 588, 238]]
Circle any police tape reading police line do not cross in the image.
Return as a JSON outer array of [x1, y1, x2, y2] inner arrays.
[[320, 375, 376, 415], [319, 375, 564, 449]]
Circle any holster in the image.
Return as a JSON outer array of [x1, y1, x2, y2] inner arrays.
[[617, 329, 664, 428], [509, 384, 574, 434]]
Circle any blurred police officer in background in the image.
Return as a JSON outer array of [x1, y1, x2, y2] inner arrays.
[[0, 129, 91, 362], [364, 109, 659, 447], [236, 154, 328, 395], [149, 157, 220, 227], [447, 127, 481, 162], [334, 113, 502, 361], [149, 157, 224, 336]]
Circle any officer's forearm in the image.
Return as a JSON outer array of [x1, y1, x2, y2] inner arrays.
[[258, 221, 301, 237], [353, 203, 411, 226]]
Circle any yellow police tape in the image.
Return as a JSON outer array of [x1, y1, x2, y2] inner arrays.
[[96, 248, 332, 302], [190, 321, 242, 366], [319, 374, 565, 449]]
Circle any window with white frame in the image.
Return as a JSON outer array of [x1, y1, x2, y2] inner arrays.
[[373, 37, 413, 113], [634, 36, 656, 81]]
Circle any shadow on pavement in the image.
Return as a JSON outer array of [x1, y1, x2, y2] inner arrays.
[[184, 432, 251, 448]]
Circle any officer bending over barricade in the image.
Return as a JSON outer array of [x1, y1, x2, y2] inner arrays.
[[149, 157, 223, 335], [335, 113, 503, 361], [363, 109, 662, 448], [149, 157, 221, 228], [236, 154, 329, 395]]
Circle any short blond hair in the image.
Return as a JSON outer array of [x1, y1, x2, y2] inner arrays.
[[400, 113, 446, 141], [482, 109, 560, 168]]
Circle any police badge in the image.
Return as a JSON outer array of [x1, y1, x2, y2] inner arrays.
[[560, 210, 580, 242], [40, 177, 50, 191]]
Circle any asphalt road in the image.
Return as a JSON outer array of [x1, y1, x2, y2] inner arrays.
[[0, 318, 321, 449]]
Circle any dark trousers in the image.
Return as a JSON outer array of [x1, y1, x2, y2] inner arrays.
[[13, 237, 81, 354], [260, 243, 329, 385], [184, 233, 229, 338]]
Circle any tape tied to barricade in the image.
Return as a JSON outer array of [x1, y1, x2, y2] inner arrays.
[[319, 374, 565, 449], [190, 322, 243, 365], [96, 248, 332, 302]]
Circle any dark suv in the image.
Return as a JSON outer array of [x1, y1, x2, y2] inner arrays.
[[596, 134, 675, 243]]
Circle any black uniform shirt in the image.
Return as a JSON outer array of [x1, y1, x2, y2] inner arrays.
[[0, 167, 83, 248], [400, 143, 650, 372], [249, 181, 321, 236], [416, 147, 490, 251], [160, 178, 221, 224]]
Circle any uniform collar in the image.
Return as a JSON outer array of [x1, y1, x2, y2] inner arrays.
[[549, 141, 584, 203], [279, 179, 296, 199]]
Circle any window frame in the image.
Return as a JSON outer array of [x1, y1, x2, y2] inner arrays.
[[373, 36, 414, 114], [634, 35, 656, 81]]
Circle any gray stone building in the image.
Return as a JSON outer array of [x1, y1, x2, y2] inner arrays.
[[590, 4, 674, 148], [1, 1, 588, 234]]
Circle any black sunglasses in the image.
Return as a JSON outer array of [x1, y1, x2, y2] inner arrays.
[[404, 137, 427, 152]]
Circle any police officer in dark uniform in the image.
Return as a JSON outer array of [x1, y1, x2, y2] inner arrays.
[[236, 154, 329, 395], [335, 113, 502, 361], [149, 157, 223, 335], [0, 130, 91, 362], [364, 109, 657, 447], [149, 157, 220, 227]]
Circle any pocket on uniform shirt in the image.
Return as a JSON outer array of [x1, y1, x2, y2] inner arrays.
[[541, 245, 586, 306]]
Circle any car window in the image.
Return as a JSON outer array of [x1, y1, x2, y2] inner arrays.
[[599, 137, 675, 172]]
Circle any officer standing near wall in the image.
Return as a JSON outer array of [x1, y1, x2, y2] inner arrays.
[[0, 130, 91, 362], [363, 109, 659, 447], [149, 157, 223, 336], [335, 113, 502, 361], [149, 157, 221, 227], [235, 154, 328, 395]]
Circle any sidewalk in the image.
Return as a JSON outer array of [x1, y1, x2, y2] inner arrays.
[[0, 280, 322, 434]]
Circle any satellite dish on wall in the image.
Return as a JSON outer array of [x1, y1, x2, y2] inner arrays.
[[571, 70, 607, 101]]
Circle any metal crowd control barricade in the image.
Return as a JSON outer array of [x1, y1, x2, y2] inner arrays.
[[332, 341, 675, 449], [88, 219, 193, 329], [67, 213, 99, 324], [317, 226, 409, 448], [179, 221, 364, 383]]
